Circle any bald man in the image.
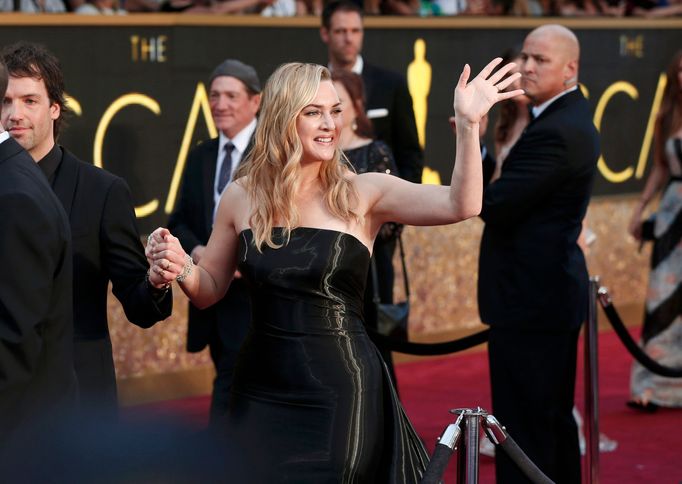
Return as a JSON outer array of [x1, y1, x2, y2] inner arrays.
[[478, 25, 600, 483]]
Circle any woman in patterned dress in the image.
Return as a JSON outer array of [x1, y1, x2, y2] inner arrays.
[[627, 50, 682, 411]]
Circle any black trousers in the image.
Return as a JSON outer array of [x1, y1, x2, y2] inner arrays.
[[208, 339, 241, 424], [208, 286, 251, 425], [74, 337, 119, 422], [487, 326, 581, 484], [363, 236, 397, 386]]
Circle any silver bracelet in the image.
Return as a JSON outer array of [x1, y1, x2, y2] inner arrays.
[[176, 254, 194, 283]]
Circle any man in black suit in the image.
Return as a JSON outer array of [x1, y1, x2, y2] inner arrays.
[[320, 0, 422, 184], [0, 57, 77, 454], [168, 59, 260, 424], [320, 0, 423, 384], [478, 25, 600, 483], [1, 42, 172, 421]]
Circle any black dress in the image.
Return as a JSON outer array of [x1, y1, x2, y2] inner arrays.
[[344, 140, 402, 384], [228, 227, 428, 483]]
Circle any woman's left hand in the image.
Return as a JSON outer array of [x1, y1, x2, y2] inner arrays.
[[453, 58, 524, 126]]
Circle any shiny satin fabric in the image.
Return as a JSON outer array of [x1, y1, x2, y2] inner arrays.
[[227, 227, 428, 483]]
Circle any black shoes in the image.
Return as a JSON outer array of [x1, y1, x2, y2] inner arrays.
[[626, 399, 659, 413]]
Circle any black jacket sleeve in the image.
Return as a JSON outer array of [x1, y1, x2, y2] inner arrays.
[[101, 177, 172, 328], [0, 192, 68, 391], [480, 126, 569, 229], [391, 78, 424, 184]]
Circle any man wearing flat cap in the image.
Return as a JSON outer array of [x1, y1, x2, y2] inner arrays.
[[168, 59, 261, 424]]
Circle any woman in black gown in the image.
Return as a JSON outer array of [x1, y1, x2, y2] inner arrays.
[[147, 60, 522, 482]]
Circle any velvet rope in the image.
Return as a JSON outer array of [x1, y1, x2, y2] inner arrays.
[[497, 434, 555, 484], [599, 294, 682, 378], [366, 328, 489, 356]]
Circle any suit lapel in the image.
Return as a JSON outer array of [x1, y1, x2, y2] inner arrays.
[[51, 147, 79, 219], [201, 132, 254, 230], [202, 140, 219, 232], [530, 89, 582, 124], [509, 89, 584, 163], [361, 67, 376, 107], [502, 88, 584, 175], [241, 133, 255, 164]]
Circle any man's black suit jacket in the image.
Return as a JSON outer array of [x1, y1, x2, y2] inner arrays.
[[362, 63, 423, 184], [478, 90, 600, 330], [51, 148, 171, 402], [0, 138, 77, 448], [168, 138, 250, 353]]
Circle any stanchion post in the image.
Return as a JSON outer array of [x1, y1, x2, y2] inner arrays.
[[464, 410, 481, 484], [584, 276, 600, 484], [451, 408, 485, 484]]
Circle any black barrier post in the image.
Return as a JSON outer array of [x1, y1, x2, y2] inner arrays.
[[464, 410, 481, 483], [427, 408, 555, 484], [451, 408, 487, 484], [584, 277, 600, 484]]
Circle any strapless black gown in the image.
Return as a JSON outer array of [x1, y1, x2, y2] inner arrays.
[[227, 227, 428, 483]]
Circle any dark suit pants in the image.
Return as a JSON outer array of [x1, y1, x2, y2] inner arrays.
[[74, 337, 119, 422], [488, 327, 581, 484], [364, 237, 397, 387], [208, 288, 251, 425], [208, 338, 241, 425]]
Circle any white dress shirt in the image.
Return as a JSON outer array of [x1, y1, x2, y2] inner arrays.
[[532, 85, 578, 119], [212, 118, 257, 223]]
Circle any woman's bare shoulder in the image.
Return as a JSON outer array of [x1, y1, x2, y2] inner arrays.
[[216, 180, 251, 227], [222, 178, 249, 200]]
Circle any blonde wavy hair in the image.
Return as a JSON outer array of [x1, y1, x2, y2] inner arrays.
[[234, 63, 359, 250]]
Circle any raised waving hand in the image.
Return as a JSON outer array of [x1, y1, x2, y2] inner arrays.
[[454, 58, 524, 126]]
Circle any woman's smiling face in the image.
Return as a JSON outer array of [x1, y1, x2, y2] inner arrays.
[[296, 80, 343, 164]]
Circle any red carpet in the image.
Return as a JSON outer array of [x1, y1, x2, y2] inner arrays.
[[125, 328, 681, 483]]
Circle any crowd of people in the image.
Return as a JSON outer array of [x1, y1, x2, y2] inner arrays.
[[1, 0, 681, 17], [1, 0, 680, 480]]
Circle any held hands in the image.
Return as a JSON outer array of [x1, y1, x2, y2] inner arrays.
[[145, 227, 190, 286], [453, 58, 524, 127]]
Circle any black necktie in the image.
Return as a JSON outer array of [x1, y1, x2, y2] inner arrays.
[[216, 142, 235, 195]]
